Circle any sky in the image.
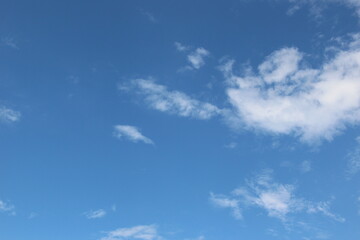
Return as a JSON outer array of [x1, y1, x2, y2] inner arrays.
[[1, 0, 360, 239]]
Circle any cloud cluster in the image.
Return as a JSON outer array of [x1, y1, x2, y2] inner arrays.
[[221, 34, 360, 143], [114, 125, 154, 144], [210, 170, 344, 222], [122, 79, 221, 120], [100, 225, 160, 240]]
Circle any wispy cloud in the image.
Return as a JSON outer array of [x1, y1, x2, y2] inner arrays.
[[300, 160, 312, 173], [121, 79, 221, 120], [84, 209, 106, 219], [210, 193, 242, 219], [140, 10, 157, 23], [210, 170, 344, 223], [28, 212, 38, 219], [0, 200, 16, 216], [1, 37, 18, 49], [346, 136, 360, 177], [100, 225, 160, 240], [0, 106, 21, 123], [174, 42, 189, 52], [114, 125, 154, 144], [175, 42, 210, 70], [220, 33, 360, 143], [286, 0, 360, 18]]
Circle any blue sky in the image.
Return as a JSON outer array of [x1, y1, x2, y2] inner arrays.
[[1, 0, 360, 239]]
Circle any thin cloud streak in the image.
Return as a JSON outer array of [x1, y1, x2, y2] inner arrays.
[[114, 125, 154, 144]]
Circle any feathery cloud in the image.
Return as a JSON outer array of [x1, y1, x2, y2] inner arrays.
[[121, 79, 221, 120], [114, 125, 154, 144], [210, 170, 344, 222], [100, 225, 160, 240], [1, 37, 18, 49], [346, 136, 360, 177], [0, 106, 21, 123], [84, 209, 107, 219], [0, 200, 15, 216], [286, 0, 360, 17]]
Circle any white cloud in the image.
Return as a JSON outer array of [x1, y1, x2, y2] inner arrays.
[[113, 125, 154, 144], [122, 79, 221, 120], [174, 42, 189, 52], [84, 209, 107, 219], [346, 136, 360, 177], [174, 43, 210, 70], [187, 48, 210, 69], [210, 170, 344, 222], [220, 34, 360, 143], [100, 225, 160, 240], [0, 106, 21, 123], [0, 200, 15, 216], [209, 193, 242, 219]]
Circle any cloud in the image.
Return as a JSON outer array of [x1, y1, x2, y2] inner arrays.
[[121, 79, 221, 120], [346, 136, 360, 177], [0, 106, 21, 123], [114, 125, 153, 144], [28, 212, 38, 219], [100, 225, 160, 240], [174, 42, 189, 52], [220, 34, 360, 143], [210, 193, 242, 219], [187, 48, 210, 69], [0, 200, 16, 216], [140, 10, 157, 23], [1, 37, 18, 49], [210, 170, 344, 222], [174, 43, 210, 70], [286, 0, 360, 18], [300, 160, 312, 173], [84, 209, 106, 219]]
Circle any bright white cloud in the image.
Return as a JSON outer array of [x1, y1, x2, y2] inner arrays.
[[84, 209, 106, 219], [210, 170, 344, 222], [114, 125, 154, 144], [0, 106, 21, 123], [221, 34, 360, 143], [122, 79, 221, 120], [100, 225, 160, 240], [0, 200, 15, 216]]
